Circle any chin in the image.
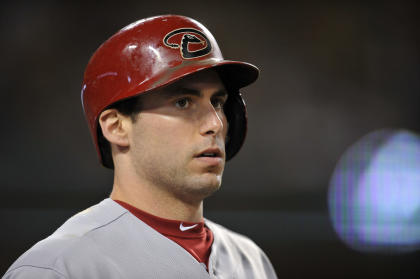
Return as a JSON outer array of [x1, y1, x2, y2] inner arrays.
[[200, 172, 222, 188], [178, 174, 222, 203]]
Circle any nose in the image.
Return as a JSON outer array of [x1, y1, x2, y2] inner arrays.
[[199, 104, 225, 137]]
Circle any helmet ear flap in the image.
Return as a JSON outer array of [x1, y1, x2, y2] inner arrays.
[[224, 91, 247, 161]]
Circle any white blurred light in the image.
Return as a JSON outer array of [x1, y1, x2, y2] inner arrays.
[[328, 129, 420, 253]]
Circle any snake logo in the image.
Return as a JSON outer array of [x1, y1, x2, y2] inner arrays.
[[163, 28, 212, 59]]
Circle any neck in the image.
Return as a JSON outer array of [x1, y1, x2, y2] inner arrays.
[[110, 161, 204, 222]]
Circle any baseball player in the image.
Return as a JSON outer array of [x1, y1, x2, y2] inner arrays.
[[3, 15, 278, 278]]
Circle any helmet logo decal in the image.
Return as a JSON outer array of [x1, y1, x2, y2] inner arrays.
[[163, 28, 212, 59]]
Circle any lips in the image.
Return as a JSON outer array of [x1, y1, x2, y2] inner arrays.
[[195, 147, 223, 159]]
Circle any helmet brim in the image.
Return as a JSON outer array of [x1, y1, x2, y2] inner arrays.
[[118, 59, 259, 102]]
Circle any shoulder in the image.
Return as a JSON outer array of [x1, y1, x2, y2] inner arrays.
[[3, 199, 128, 278], [205, 219, 278, 279], [3, 266, 67, 279], [205, 218, 261, 253]]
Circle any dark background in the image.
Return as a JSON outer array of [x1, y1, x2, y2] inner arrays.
[[1, 0, 419, 278]]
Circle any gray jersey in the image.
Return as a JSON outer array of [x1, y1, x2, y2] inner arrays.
[[3, 199, 277, 279]]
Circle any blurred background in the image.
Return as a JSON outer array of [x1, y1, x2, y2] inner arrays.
[[1, 0, 419, 278]]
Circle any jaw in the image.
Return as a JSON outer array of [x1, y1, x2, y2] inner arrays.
[[172, 171, 223, 204]]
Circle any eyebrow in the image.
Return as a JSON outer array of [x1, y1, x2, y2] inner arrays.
[[162, 87, 228, 98]]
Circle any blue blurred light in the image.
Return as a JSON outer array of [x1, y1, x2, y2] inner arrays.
[[328, 129, 420, 253]]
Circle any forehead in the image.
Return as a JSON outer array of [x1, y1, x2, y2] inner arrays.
[[136, 69, 228, 107]]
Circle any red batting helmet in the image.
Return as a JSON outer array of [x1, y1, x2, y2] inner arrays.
[[81, 15, 259, 168]]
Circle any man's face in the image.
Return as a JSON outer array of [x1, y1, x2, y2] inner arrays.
[[128, 70, 229, 204]]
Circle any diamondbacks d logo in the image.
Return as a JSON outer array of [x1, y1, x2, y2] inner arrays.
[[163, 28, 212, 59]]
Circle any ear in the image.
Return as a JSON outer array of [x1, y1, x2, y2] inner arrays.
[[99, 109, 130, 147]]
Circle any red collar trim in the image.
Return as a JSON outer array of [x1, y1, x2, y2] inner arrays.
[[114, 200, 206, 238]]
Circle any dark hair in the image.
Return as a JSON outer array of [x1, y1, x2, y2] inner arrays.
[[98, 96, 142, 169]]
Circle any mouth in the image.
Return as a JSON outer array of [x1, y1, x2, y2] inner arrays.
[[195, 148, 223, 159], [194, 147, 224, 167]]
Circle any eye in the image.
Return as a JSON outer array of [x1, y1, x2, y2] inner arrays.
[[211, 97, 227, 110], [175, 97, 191, 109]]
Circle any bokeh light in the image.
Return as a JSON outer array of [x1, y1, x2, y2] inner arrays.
[[328, 129, 420, 253]]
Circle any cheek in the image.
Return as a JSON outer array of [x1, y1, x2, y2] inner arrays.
[[132, 114, 192, 152]]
